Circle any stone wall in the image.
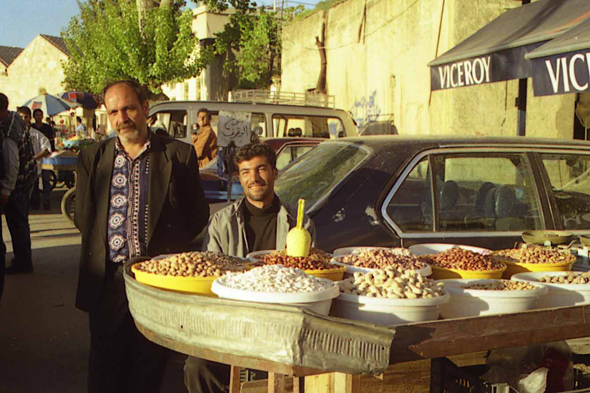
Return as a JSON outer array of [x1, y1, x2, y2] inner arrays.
[[281, 0, 575, 139]]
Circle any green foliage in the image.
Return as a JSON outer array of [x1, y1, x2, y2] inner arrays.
[[200, 1, 303, 89], [62, 0, 203, 95]]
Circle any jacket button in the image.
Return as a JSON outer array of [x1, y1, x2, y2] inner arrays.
[[167, 224, 172, 228]]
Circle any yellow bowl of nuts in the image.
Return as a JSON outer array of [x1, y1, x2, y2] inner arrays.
[[421, 248, 507, 280], [491, 248, 575, 279], [131, 251, 249, 296]]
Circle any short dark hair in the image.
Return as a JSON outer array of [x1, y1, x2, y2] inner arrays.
[[234, 143, 277, 169], [197, 108, 210, 119], [17, 106, 31, 116], [0, 93, 8, 112], [76, 116, 82, 122], [102, 79, 148, 104], [33, 108, 44, 117]]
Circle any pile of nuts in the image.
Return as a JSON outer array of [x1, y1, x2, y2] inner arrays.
[[424, 248, 505, 271], [217, 265, 334, 293], [134, 251, 248, 277], [338, 266, 445, 299], [339, 248, 428, 270], [538, 272, 590, 284], [492, 247, 576, 265], [463, 280, 537, 291], [257, 248, 333, 270]]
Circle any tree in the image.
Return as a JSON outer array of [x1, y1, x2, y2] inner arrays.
[[62, 0, 203, 96], [201, 0, 302, 89]]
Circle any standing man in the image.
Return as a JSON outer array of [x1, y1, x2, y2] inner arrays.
[[75, 116, 87, 138], [191, 108, 217, 168], [32, 109, 55, 210], [184, 142, 315, 393], [74, 80, 209, 392], [0, 93, 23, 295], [17, 107, 52, 212]]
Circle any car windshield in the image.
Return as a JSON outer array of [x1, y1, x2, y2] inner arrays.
[[275, 142, 372, 210]]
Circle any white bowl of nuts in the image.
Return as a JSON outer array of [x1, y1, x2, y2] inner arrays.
[[408, 243, 491, 256], [332, 246, 402, 256], [330, 250, 431, 276], [211, 265, 340, 315], [332, 267, 449, 326], [512, 271, 590, 309], [438, 279, 548, 319]]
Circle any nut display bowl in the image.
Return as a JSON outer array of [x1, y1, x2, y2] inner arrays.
[[501, 258, 573, 279], [211, 277, 340, 315], [438, 279, 548, 319], [521, 230, 574, 246], [246, 250, 345, 281], [579, 235, 590, 247], [329, 255, 432, 276], [512, 271, 590, 309], [332, 246, 396, 256], [408, 243, 491, 256], [331, 290, 450, 326], [429, 264, 507, 280]]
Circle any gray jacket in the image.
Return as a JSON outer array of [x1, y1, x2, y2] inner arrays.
[[203, 197, 316, 258]]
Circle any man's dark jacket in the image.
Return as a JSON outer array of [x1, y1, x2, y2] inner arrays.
[[74, 133, 209, 313]]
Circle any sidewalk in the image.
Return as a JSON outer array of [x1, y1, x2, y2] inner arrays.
[[0, 187, 186, 392]]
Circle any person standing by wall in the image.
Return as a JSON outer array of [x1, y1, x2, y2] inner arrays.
[[75, 116, 87, 138], [191, 108, 217, 168], [74, 79, 210, 392]]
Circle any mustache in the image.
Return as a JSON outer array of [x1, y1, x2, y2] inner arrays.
[[247, 180, 267, 188], [117, 120, 136, 131]]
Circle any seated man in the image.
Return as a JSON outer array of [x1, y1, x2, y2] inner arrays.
[[184, 143, 315, 392]]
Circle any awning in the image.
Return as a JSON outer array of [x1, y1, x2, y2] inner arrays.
[[428, 0, 590, 91], [526, 18, 590, 96]]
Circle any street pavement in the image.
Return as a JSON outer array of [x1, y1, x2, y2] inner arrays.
[[0, 187, 187, 393]]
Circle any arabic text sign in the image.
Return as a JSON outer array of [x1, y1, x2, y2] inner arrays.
[[217, 111, 252, 147]]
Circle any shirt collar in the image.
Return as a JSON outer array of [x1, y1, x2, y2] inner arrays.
[[115, 133, 152, 158]]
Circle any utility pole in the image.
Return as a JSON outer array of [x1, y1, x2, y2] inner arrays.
[[517, 0, 531, 136]]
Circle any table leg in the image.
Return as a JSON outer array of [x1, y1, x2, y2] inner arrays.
[[293, 376, 304, 393], [229, 365, 241, 393], [268, 372, 285, 393], [333, 373, 361, 393]]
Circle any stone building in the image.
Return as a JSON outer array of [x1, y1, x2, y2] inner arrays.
[[0, 34, 69, 110], [281, 0, 580, 140]]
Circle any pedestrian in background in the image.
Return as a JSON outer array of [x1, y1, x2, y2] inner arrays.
[[0, 94, 37, 275], [191, 108, 217, 168], [33, 109, 55, 210], [75, 116, 87, 138], [74, 80, 209, 392], [17, 107, 52, 211]]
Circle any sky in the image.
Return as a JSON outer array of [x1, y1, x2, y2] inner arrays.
[[0, 0, 318, 49]]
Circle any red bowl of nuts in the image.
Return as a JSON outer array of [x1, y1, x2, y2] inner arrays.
[[247, 249, 346, 281], [421, 248, 507, 280]]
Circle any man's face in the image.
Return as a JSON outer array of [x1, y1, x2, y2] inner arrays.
[[197, 112, 210, 128], [105, 83, 149, 144], [33, 111, 43, 124], [238, 155, 277, 204], [18, 112, 31, 126]]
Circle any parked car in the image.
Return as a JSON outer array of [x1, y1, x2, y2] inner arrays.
[[274, 136, 590, 252]]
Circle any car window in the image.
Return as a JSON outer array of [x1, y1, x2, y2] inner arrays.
[[540, 153, 590, 230], [272, 115, 345, 139], [152, 110, 188, 138], [387, 158, 432, 231], [386, 152, 543, 233], [275, 143, 371, 210], [276, 145, 316, 171]]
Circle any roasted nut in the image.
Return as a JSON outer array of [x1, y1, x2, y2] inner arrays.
[[135, 251, 248, 277], [256, 248, 333, 270], [538, 272, 590, 284], [463, 280, 537, 291], [422, 248, 504, 271], [338, 266, 445, 299], [340, 248, 428, 270], [491, 247, 576, 265]]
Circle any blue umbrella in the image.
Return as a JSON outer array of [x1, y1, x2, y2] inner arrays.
[[22, 93, 79, 116], [59, 91, 99, 109]]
